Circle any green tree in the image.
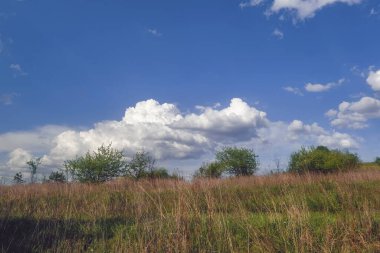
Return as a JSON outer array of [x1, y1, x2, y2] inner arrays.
[[126, 151, 156, 179], [49, 171, 67, 183], [215, 147, 259, 176], [375, 157, 380, 166], [26, 157, 42, 183], [288, 146, 360, 173], [64, 144, 127, 183], [13, 172, 24, 184], [194, 162, 224, 178]]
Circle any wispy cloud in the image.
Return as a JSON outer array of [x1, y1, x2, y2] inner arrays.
[[10, 64, 27, 76], [147, 28, 162, 37], [304, 78, 344, 93], [239, 0, 264, 9], [283, 86, 303, 96], [0, 93, 18, 106], [370, 7, 379, 16], [271, 0, 362, 20], [272, 28, 284, 39], [241, 0, 363, 20]]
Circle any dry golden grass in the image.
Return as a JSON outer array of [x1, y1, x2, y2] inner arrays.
[[1, 169, 380, 252]]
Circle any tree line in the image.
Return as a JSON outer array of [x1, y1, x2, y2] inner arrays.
[[12, 143, 376, 184], [13, 144, 180, 184]]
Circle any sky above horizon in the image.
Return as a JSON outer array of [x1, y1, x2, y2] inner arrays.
[[1, 0, 380, 180]]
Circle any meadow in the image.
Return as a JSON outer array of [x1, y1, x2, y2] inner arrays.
[[0, 168, 379, 253]]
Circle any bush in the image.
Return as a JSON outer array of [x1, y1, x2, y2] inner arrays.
[[48, 171, 67, 183], [375, 157, 380, 166], [215, 147, 259, 176], [13, 172, 24, 184], [64, 144, 127, 183], [125, 152, 180, 180], [288, 146, 360, 173], [194, 162, 224, 178], [125, 151, 155, 179]]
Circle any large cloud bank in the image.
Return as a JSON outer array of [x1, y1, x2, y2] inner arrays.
[[0, 98, 359, 177]]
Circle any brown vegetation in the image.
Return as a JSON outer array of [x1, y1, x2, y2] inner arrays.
[[1, 169, 380, 252]]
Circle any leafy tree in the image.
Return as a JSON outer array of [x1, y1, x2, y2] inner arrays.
[[26, 157, 42, 183], [215, 147, 259, 176], [288, 146, 360, 173], [194, 162, 224, 178], [126, 151, 156, 179], [49, 171, 67, 183], [64, 144, 127, 183], [13, 172, 24, 184], [375, 157, 380, 166]]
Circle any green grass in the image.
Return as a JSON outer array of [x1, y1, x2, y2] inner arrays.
[[1, 170, 380, 252]]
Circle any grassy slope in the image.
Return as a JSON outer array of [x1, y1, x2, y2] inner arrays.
[[0, 170, 380, 252]]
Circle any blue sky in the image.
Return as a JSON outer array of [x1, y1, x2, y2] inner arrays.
[[1, 0, 380, 179]]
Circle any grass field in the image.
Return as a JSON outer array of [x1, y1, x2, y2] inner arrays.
[[1, 169, 380, 252]]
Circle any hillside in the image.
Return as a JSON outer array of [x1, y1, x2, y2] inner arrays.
[[1, 169, 380, 252]]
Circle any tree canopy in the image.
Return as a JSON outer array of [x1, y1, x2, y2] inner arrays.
[[215, 147, 259, 176], [64, 144, 127, 183], [288, 146, 360, 173], [26, 157, 42, 183]]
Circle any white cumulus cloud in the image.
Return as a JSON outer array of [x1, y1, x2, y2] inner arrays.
[[0, 125, 70, 153], [327, 96, 380, 129], [7, 148, 32, 169], [366, 70, 380, 91], [41, 98, 270, 167], [0, 98, 360, 177]]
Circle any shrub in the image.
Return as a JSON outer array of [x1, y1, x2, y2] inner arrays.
[[48, 171, 67, 183], [215, 147, 259, 176], [125, 151, 155, 179], [375, 157, 380, 166], [194, 162, 224, 178], [288, 146, 360, 173], [13, 172, 24, 184], [64, 144, 127, 183]]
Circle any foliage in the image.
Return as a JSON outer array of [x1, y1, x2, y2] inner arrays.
[[26, 157, 42, 183], [288, 146, 360, 173], [48, 171, 67, 183], [215, 147, 259, 176], [125, 151, 156, 179], [13, 172, 24, 184], [194, 162, 224, 178], [64, 144, 127, 183]]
